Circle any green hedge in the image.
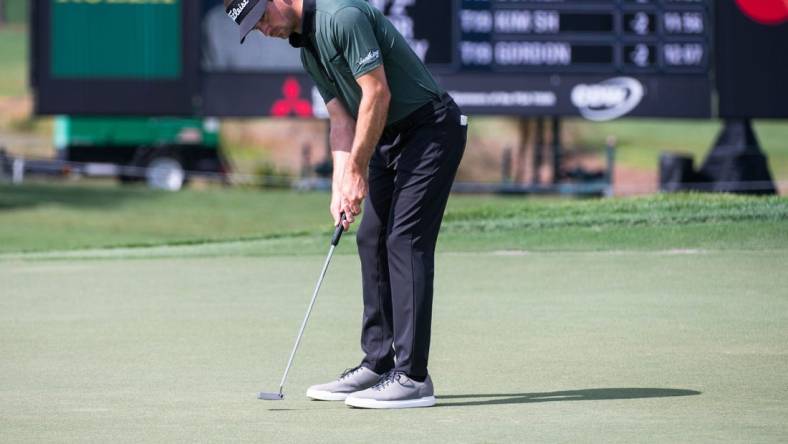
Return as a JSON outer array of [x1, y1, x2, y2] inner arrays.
[[2, 0, 27, 24]]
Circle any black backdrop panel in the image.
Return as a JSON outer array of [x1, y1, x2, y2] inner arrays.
[[716, 2, 788, 118], [202, 72, 711, 119], [437, 74, 711, 118], [203, 73, 316, 118]]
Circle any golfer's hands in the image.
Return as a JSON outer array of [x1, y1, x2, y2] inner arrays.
[[330, 191, 343, 228], [339, 164, 368, 231]]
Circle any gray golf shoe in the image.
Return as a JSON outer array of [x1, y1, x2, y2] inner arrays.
[[306, 366, 381, 401], [344, 371, 436, 409]]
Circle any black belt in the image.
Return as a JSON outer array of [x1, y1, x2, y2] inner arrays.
[[384, 93, 453, 135]]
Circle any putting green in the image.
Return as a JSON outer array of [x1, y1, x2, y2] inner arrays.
[[2, 245, 787, 442]]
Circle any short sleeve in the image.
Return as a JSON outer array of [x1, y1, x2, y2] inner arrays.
[[300, 49, 337, 104], [332, 7, 383, 78]]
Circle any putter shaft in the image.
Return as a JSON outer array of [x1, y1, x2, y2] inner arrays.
[[260, 214, 346, 400], [276, 243, 337, 393]]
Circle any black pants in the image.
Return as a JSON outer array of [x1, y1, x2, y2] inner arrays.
[[357, 94, 467, 379]]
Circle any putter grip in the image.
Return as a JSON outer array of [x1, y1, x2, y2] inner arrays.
[[331, 213, 347, 246]]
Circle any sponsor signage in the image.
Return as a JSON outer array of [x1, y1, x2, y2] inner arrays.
[[570, 77, 644, 122], [435, 74, 707, 119], [204, 0, 712, 119], [34, 0, 715, 118]]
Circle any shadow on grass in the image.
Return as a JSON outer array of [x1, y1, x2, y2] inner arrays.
[[438, 388, 701, 408], [0, 183, 162, 210]]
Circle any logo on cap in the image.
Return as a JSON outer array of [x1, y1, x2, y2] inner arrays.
[[227, 0, 250, 23]]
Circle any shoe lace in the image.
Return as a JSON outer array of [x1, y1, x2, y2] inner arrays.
[[372, 370, 404, 391], [339, 365, 363, 380]]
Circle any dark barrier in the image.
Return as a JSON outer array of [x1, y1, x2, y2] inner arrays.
[[659, 153, 697, 193], [659, 120, 777, 195]]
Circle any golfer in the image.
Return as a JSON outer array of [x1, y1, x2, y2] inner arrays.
[[226, 0, 467, 409]]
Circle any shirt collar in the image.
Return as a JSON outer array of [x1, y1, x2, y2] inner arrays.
[[288, 0, 316, 48]]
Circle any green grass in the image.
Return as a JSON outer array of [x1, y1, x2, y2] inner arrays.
[[2, 0, 27, 23], [1, 185, 787, 441], [570, 119, 788, 180], [1, 10, 786, 439], [1, 246, 787, 442], [1, 183, 786, 255], [0, 183, 331, 253], [0, 26, 27, 97]]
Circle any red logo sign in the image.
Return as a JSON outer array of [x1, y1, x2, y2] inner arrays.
[[735, 0, 788, 25], [270, 77, 313, 117]]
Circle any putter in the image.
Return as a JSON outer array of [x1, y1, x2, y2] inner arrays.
[[258, 213, 348, 401]]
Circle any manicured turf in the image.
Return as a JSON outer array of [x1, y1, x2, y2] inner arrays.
[[1, 183, 787, 254], [2, 249, 787, 442], [1, 186, 787, 441]]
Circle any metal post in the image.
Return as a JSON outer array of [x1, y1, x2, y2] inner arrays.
[[532, 117, 544, 185], [551, 117, 562, 184], [605, 136, 616, 197], [514, 118, 530, 184], [300, 143, 312, 178], [12, 157, 25, 185], [501, 146, 512, 184], [0, 149, 6, 182]]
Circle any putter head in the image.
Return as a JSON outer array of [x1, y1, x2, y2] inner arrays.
[[258, 391, 284, 400]]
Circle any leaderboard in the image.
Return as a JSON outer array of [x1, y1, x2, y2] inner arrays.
[[455, 0, 710, 73]]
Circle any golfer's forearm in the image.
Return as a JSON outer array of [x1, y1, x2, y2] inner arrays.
[[329, 117, 354, 191], [329, 116, 355, 155], [349, 89, 389, 173], [331, 150, 349, 191]]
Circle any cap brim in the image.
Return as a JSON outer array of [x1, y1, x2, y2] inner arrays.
[[239, 0, 267, 44]]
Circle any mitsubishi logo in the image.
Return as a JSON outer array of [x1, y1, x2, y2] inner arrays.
[[270, 77, 313, 118]]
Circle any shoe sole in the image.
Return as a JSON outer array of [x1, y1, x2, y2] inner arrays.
[[306, 388, 350, 401], [344, 395, 436, 409]]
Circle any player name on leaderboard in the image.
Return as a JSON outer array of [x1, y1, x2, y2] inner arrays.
[[459, 0, 709, 73]]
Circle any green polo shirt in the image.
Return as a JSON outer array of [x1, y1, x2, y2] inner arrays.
[[296, 0, 443, 125]]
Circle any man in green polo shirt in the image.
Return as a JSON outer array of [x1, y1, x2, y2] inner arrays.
[[225, 0, 467, 409]]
